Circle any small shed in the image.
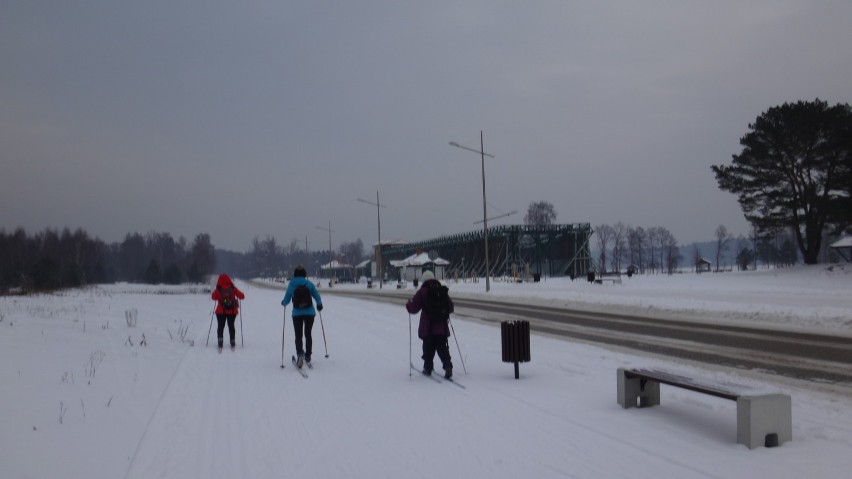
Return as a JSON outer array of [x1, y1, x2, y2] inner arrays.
[[829, 236, 852, 262], [696, 257, 712, 273]]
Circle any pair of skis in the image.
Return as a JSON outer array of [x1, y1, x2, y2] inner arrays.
[[410, 362, 465, 389], [291, 355, 312, 378]]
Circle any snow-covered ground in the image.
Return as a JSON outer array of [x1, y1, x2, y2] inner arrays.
[[2, 265, 851, 478]]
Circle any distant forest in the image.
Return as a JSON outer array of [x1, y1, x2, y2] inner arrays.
[[0, 228, 365, 292], [5, 221, 842, 293], [0, 228, 216, 292], [215, 236, 366, 280]]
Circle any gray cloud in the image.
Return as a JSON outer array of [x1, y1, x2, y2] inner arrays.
[[3, 1, 851, 251]]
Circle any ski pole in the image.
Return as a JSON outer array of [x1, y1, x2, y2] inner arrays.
[[448, 317, 467, 374], [280, 306, 286, 369], [408, 313, 412, 378], [239, 307, 244, 347], [318, 309, 329, 358], [206, 304, 215, 347]]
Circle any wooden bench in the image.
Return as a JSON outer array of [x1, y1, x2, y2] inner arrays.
[[617, 368, 792, 449], [594, 277, 622, 285]]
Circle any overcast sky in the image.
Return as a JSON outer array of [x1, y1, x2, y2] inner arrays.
[[2, 1, 851, 252]]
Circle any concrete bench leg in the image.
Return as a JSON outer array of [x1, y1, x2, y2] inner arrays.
[[736, 394, 792, 449], [617, 368, 660, 408]]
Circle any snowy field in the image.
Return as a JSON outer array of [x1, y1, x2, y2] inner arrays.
[[1, 265, 852, 478]]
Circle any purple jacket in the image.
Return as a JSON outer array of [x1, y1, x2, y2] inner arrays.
[[406, 279, 454, 339]]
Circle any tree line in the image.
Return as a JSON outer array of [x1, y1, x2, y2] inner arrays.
[[0, 228, 215, 292], [595, 222, 813, 276], [710, 224, 803, 273], [522, 202, 685, 275], [594, 223, 681, 275], [215, 235, 367, 280]]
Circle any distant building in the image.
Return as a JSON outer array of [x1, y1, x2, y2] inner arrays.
[[829, 236, 852, 262], [696, 257, 712, 273]]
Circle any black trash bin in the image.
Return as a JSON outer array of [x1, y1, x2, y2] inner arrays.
[[533, 272, 541, 282], [587, 271, 596, 283], [501, 320, 531, 379]]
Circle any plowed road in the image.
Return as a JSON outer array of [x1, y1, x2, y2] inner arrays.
[[326, 288, 852, 388]]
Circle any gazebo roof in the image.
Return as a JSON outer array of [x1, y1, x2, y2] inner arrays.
[[389, 252, 450, 267], [320, 260, 352, 270], [830, 236, 852, 248]]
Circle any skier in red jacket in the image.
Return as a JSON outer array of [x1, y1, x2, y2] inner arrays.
[[211, 274, 245, 351]]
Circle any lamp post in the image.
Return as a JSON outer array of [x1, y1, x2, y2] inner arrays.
[[316, 222, 333, 282], [357, 191, 386, 289], [475, 210, 517, 278], [450, 131, 495, 292]]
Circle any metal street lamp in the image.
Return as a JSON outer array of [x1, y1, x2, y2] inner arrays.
[[450, 131, 495, 292], [473, 210, 517, 224], [357, 191, 386, 289], [316, 221, 333, 281]]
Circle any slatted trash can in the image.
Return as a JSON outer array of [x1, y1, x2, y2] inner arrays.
[[501, 320, 531, 379]]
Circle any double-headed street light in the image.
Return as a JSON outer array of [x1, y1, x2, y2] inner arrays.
[[450, 131, 495, 292], [357, 191, 386, 288], [473, 210, 517, 225]]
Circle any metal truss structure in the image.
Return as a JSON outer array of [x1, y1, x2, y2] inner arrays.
[[379, 223, 592, 280]]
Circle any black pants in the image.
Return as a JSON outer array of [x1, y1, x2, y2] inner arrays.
[[216, 314, 236, 347], [292, 315, 315, 357], [422, 335, 452, 372]]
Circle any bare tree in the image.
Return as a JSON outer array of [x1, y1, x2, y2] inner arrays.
[[594, 224, 614, 272], [661, 229, 681, 274], [627, 226, 647, 273], [250, 235, 280, 277], [610, 222, 627, 273], [714, 225, 731, 272], [188, 233, 215, 282], [645, 227, 662, 274], [338, 239, 364, 266], [524, 201, 557, 226], [288, 237, 301, 255]]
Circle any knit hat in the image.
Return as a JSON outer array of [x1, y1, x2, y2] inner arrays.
[[420, 270, 435, 283], [294, 265, 307, 277]]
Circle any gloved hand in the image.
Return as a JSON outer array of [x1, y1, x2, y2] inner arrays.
[[281, 300, 287, 307], [317, 304, 323, 312]]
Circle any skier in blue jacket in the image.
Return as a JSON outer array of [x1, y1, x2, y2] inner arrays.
[[281, 265, 323, 367]]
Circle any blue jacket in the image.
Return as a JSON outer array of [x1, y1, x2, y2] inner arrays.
[[281, 277, 323, 317]]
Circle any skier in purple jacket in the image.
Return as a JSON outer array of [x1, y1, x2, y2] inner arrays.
[[406, 270, 454, 379]]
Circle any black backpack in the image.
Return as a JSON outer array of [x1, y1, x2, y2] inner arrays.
[[293, 284, 313, 309], [423, 282, 450, 322], [219, 286, 236, 310]]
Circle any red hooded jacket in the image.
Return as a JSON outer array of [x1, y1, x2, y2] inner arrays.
[[211, 274, 245, 315]]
